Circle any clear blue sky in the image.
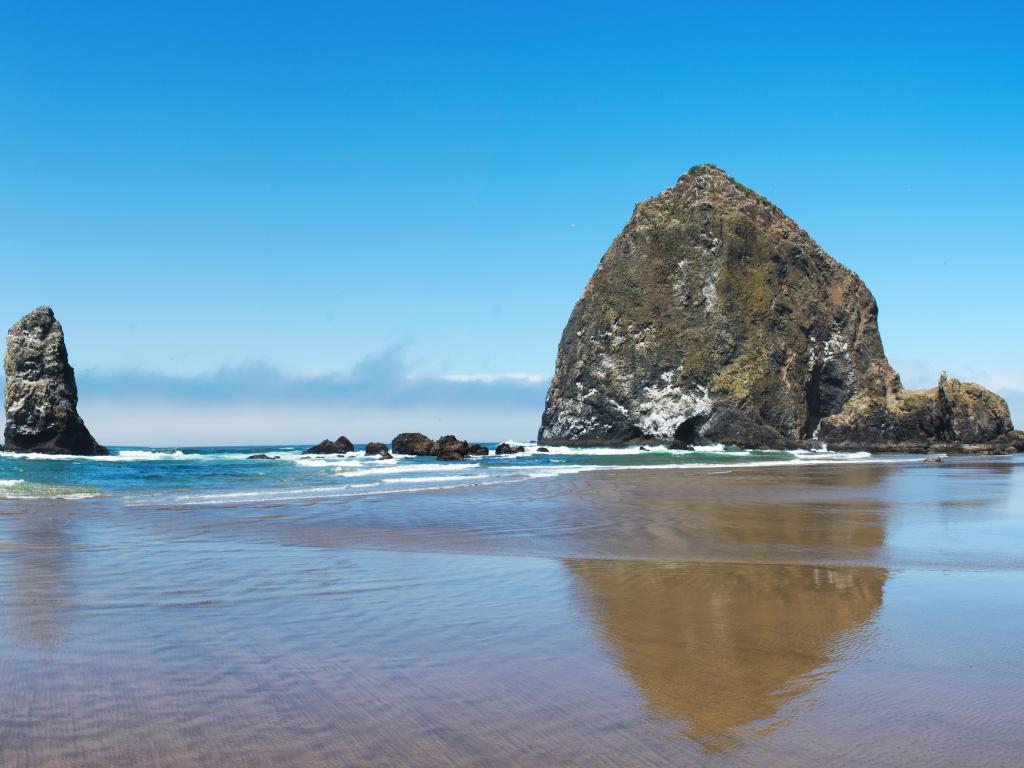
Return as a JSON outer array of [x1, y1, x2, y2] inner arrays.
[[2, 1, 1022, 444]]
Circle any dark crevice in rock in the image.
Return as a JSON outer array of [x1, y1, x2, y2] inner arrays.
[[802, 364, 823, 440], [671, 414, 710, 449]]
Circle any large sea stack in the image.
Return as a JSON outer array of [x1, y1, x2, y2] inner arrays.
[[3, 306, 108, 456], [539, 165, 1018, 452]]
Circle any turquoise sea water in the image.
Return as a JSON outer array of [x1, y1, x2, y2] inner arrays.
[[0, 442, 912, 505]]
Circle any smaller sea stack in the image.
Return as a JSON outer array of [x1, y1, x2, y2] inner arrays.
[[3, 306, 107, 456]]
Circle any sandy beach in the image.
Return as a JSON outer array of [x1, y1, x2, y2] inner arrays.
[[1, 457, 1022, 767]]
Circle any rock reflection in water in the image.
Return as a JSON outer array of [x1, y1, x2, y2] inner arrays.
[[568, 559, 887, 751]]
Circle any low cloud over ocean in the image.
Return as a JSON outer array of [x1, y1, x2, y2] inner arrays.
[[67, 347, 548, 445]]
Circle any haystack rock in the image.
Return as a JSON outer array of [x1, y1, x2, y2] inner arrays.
[[3, 306, 108, 456], [539, 165, 1016, 452]]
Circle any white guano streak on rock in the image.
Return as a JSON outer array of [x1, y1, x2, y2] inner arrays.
[[637, 374, 711, 439], [540, 394, 601, 441], [808, 331, 851, 369], [701, 265, 719, 315]]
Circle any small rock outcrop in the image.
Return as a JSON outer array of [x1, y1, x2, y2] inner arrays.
[[495, 442, 525, 455], [432, 435, 471, 461], [391, 432, 435, 456], [539, 165, 1016, 453], [303, 436, 354, 455], [390, 432, 485, 460], [820, 373, 1016, 452], [365, 442, 394, 460], [246, 454, 280, 460], [3, 306, 107, 456]]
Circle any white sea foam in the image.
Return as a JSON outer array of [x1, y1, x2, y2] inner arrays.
[[2, 448, 204, 462], [524, 444, 719, 456], [338, 462, 482, 477], [297, 457, 367, 468], [108, 449, 192, 461], [147, 483, 381, 504], [3, 437, 904, 508], [789, 449, 871, 461], [522, 467, 596, 479], [128, 479, 506, 506], [380, 474, 488, 484]]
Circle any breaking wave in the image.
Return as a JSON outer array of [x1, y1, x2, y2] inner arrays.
[[0, 441, 919, 507]]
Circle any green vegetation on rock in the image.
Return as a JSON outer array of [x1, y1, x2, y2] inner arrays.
[[539, 166, 1015, 453]]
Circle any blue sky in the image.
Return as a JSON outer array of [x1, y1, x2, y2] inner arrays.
[[2, 1, 1022, 444]]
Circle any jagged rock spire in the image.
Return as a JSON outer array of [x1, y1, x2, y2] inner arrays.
[[3, 306, 107, 455]]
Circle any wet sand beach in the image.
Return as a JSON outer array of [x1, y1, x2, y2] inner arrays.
[[1, 457, 1022, 766]]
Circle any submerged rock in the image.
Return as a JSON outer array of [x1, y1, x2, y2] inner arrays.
[[495, 442, 525, 455], [391, 432, 434, 456], [303, 436, 354, 454], [3, 306, 107, 456], [536, 446, 550, 453], [539, 164, 1015, 452], [246, 454, 280, 460]]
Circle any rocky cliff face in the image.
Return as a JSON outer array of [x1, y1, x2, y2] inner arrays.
[[3, 307, 107, 456], [539, 165, 1016, 451]]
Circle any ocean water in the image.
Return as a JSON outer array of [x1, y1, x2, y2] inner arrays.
[[0, 441, 906, 505]]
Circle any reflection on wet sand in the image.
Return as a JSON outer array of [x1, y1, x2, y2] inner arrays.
[[569, 559, 887, 750], [0, 510, 76, 648], [0, 459, 1021, 766], [566, 466, 893, 750], [87, 459, 1024, 571]]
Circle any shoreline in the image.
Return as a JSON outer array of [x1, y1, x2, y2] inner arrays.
[[0, 442, 935, 506], [8, 455, 1019, 572]]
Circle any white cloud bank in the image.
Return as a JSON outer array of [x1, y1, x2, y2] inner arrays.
[[3, 348, 551, 447]]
